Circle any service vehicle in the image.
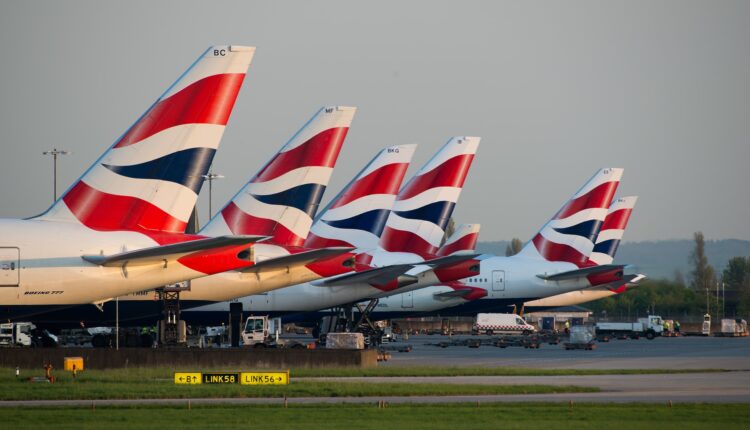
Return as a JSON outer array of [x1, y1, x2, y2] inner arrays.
[[472, 313, 536, 335], [241, 316, 305, 348], [595, 315, 664, 340], [0, 322, 57, 347]]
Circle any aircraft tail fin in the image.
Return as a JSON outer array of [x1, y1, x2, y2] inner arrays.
[[518, 168, 623, 267], [437, 224, 480, 256], [378, 136, 480, 257], [202, 106, 355, 247], [37, 46, 255, 235], [588, 196, 638, 265], [304, 144, 416, 250]]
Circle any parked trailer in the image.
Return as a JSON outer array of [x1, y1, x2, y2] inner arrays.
[[564, 325, 597, 350], [715, 319, 748, 337], [430, 333, 543, 349]]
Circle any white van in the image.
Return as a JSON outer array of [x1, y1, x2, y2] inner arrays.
[[473, 313, 536, 335]]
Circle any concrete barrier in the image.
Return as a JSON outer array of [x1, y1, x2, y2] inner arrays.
[[0, 348, 378, 370]]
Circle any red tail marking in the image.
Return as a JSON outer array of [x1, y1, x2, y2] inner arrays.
[[397, 154, 475, 201], [63, 181, 187, 234], [437, 232, 479, 256], [114, 73, 246, 148], [221, 202, 305, 247], [555, 181, 619, 220], [601, 208, 633, 231], [379, 227, 438, 257], [330, 162, 409, 209], [532, 233, 588, 267], [253, 128, 349, 183]]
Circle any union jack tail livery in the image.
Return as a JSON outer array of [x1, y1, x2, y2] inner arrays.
[[202, 106, 355, 247], [379, 137, 480, 257], [588, 196, 638, 265], [518, 168, 623, 267], [37, 46, 255, 235], [437, 224, 481, 256], [305, 144, 417, 250]]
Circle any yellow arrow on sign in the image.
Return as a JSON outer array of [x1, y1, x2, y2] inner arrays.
[[174, 372, 202, 384], [240, 371, 290, 385]]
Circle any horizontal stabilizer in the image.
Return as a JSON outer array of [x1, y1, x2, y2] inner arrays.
[[588, 273, 646, 290], [434, 289, 473, 299], [536, 264, 626, 281], [422, 253, 481, 269], [242, 247, 354, 272], [312, 264, 415, 287], [82, 235, 267, 267]]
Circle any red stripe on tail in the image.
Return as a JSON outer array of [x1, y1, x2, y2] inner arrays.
[[437, 232, 479, 257], [221, 202, 305, 247], [532, 233, 589, 267], [330, 162, 409, 209], [114, 73, 246, 148], [601, 208, 633, 231], [397, 154, 475, 201], [63, 181, 187, 234], [555, 181, 619, 220], [379, 226, 438, 257], [253, 128, 349, 183], [304, 232, 355, 249]]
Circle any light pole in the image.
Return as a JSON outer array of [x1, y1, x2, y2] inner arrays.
[[42, 148, 70, 202], [201, 171, 224, 218]]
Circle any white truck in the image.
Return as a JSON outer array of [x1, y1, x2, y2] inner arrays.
[[472, 313, 536, 336], [0, 322, 58, 347], [596, 315, 664, 340], [0, 322, 34, 346], [241, 316, 306, 348]]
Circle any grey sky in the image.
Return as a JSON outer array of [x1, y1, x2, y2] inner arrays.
[[0, 1, 748, 242]]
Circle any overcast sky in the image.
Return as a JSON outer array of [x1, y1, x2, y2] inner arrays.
[[0, 1, 748, 242]]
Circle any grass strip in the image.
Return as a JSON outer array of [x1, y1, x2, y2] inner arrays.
[[0, 368, 596, 400], [0, 403, 748, 430]]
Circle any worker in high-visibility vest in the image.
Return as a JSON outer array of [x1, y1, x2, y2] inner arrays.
[[564, 320, 570, 334], [674, 321, 681, 334], [663, 320, 671, 333]]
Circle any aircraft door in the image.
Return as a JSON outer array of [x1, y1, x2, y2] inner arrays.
[[401, 291, 414, 308], [0, 247, 19, 286], [492, 270, 505, 291]]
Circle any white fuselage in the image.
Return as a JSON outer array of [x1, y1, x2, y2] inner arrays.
[[186, 254, 594, 317], [0, 219, 213, 305]]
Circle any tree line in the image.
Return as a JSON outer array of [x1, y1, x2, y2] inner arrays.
[[585, 232, 750, 320]]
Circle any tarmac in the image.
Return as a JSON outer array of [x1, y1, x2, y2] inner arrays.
[[2, 335, 748, 406], [379, 334, 750, 370]]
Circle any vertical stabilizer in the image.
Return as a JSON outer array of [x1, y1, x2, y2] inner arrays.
[[588, 196, 638, 265], [305, 144, 416, 250], [37, 46, 255, 235], [518, 168, 623, 267], [202, 106, 355, 247], [437, 224, 480, 256], [378, 136, 480, 257]]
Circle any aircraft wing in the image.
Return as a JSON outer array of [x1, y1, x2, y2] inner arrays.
[[82, 235, 267, 267], [241, 247, 355, 272], [536, 264, 626, 281]]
